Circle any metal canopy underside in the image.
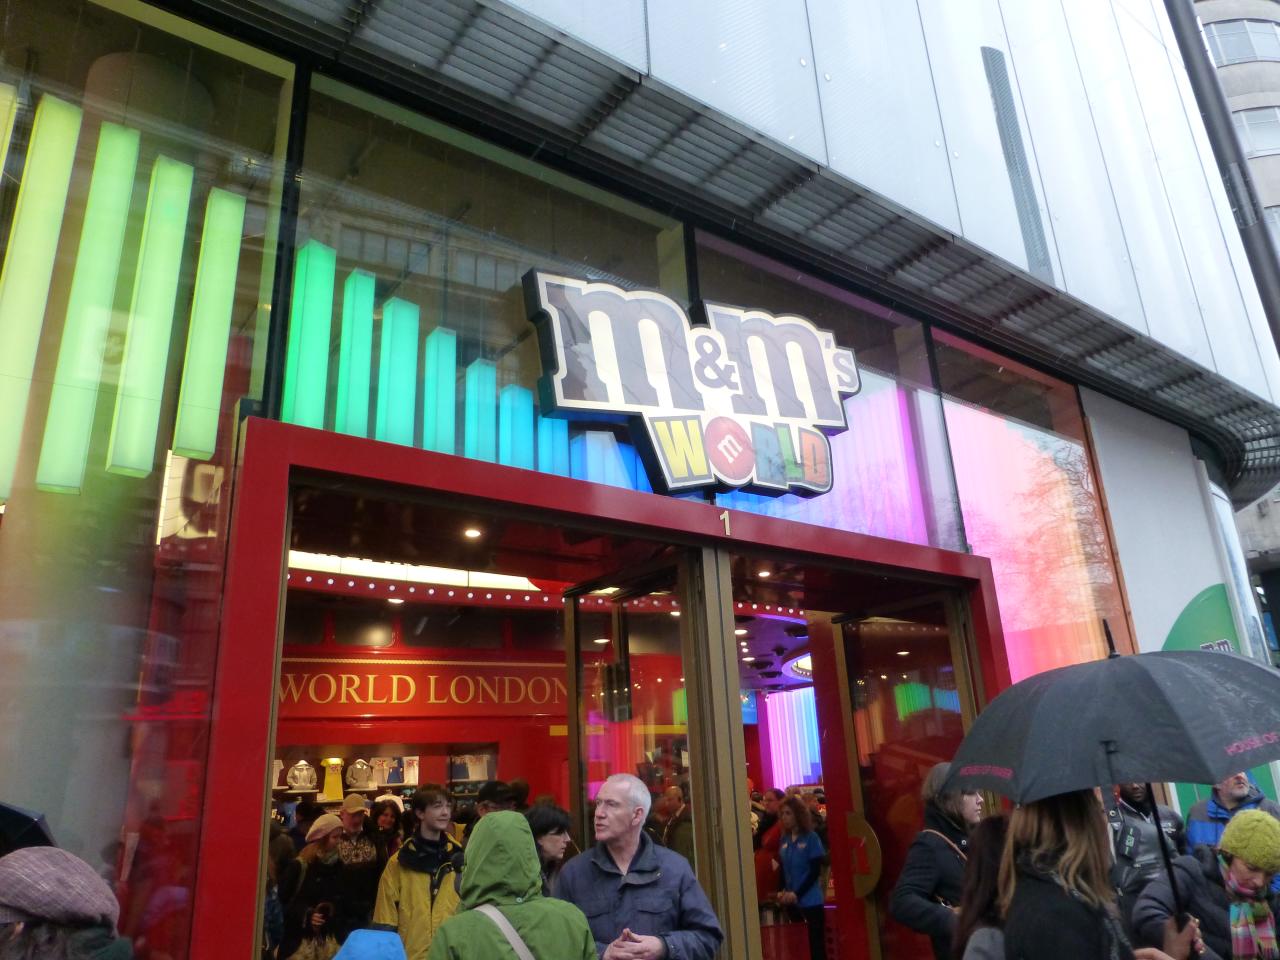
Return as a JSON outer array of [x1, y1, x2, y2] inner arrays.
[[184, 0, 1280, 503]]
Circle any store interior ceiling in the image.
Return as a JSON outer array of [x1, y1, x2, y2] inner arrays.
[[289, 482, 960, 692]]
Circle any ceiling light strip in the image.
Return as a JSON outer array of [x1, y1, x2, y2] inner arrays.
[[107, 154, 195, 477], [35, 121, 140, 493], [0, 93, 82, 501], [172, 187, 247, 460]]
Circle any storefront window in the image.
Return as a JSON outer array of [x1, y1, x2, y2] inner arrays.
[[933, 332, 1132, 679], [282, 75, 687, 490], [0, 0, 291, 955], [694, 233, 965, 550]]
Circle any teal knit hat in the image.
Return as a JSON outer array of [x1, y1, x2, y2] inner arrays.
[[1220, 809, 1280, 874]]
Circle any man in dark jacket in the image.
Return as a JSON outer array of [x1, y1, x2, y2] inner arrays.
[[1108, 782, 1184, 936], [557, 773, 723, 959], [1133, 808, 1280, 960]]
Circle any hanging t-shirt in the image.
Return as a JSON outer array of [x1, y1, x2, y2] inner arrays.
[[320, 758, 345, 801], [386, 758, 404, 784], [370, 757, 393, 786], [273, 759, 285, 788], [779, 830, 826, 909], [402, 756, 419, 785]]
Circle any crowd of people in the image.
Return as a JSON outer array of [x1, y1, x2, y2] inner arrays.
[[890, 762, 1280, 960], [9, 762, 1280, 959], [255, 774, 724, 960]]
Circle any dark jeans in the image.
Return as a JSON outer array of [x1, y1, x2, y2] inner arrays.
[[800, 905, 826, 960]]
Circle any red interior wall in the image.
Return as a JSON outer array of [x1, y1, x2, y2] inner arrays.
[[276, 716, 570, 806]]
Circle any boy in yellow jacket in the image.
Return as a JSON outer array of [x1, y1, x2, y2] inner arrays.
[[373, 786, 463, 960]]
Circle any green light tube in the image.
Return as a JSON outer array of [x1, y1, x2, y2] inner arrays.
[[172, 187, 247, 460], [335, 270, 375, 438], [0, 95, 83, 502], [35, 122, 141, 493], [281, 240, 336, 429], [375, 297, 418, 446], [106, 154, 194, 478], [464, 359, 497, 463], [422, 326, 457, 454], [498, 384, 534, 469]]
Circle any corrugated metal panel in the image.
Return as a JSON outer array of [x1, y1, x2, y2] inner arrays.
[[180, 0, 1280, 503]]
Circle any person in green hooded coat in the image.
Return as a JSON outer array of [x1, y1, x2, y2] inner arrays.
[[426, 811, 595, 960]]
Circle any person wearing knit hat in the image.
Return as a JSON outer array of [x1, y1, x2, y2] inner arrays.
[[1134, 807, 1280, 959], [0, 846, 132, 959], [281, 813, 349, 959]]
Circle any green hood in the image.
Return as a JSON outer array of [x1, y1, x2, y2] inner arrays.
[[459, 811, 543, 908]]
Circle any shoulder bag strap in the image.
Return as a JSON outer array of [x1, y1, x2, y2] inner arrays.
[[475, 904, 537, 960], [920, 828, 967, 863]]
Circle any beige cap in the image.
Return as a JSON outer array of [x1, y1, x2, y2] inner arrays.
[[306, 813, 344, 842]]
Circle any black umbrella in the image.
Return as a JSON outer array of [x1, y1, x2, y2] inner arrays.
[[0, 802, 55, 857], [944, 646, 1280, 925], [945, 648, 1280, 802]]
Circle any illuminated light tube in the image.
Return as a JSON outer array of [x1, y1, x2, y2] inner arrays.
[[335, 270, 374, 438], [35, 122, 140, 493], [422, 326, 456, 453], [0, 95, 83, 501], [375, 297, 418, 446], [107, 154, 194, 477], [280, 240, 336, 429], [171, 187, 247, 460], [464, 359, 497, 462], [571, 430, 635, 489], [498, 384, 534, 469], [537, 416, 570, 476]]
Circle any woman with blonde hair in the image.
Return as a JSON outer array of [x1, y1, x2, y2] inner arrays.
[[1001, 789, 1199, 960]]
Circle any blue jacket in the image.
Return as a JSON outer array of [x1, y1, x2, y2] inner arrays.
[[1184, 786, 1280, 893], [556, 832, 723, 959]]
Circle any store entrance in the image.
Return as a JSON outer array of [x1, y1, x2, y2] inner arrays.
[[200, 419, 1003, 960]]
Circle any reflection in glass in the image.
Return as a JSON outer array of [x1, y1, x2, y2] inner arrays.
[[283, 77, 685, 493], [696, 232, 964, 549], [934, 332, 1131, 680], [0, 3, 291, 957], [575, 578, 695, 865]]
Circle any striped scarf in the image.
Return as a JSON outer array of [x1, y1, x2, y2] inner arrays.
[[1221, 855, 1280, 960]]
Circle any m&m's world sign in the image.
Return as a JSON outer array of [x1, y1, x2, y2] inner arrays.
[[524, 272, 860, 497]]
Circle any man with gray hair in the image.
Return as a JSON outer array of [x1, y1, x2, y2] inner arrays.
[[557, 773, 723, 959]]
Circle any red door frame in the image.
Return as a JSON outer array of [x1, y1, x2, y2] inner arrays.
[[190, 416, 1009, 960]]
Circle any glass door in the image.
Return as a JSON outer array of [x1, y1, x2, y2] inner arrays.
[[840, 593, 980, 959], [564, 548, 760, 960]]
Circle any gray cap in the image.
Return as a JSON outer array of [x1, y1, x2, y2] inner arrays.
[[0, 847, 119, 928]]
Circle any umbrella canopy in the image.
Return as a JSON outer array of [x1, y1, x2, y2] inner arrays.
[[0, 802, 55, 857], [944, 649, 1280, 803]]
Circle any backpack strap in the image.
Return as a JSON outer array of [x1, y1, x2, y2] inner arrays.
[[475, 904, 536, 960]]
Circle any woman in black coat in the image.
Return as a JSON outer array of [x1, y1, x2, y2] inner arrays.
[[1001, 789, 1198, 960], [889, 762, 984, 960]]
